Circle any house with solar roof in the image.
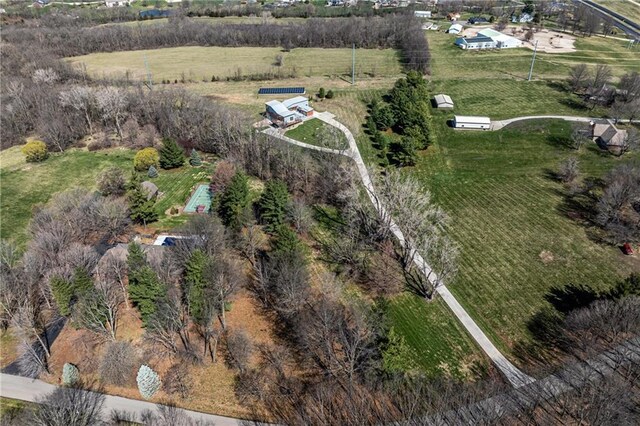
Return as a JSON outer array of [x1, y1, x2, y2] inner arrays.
[[265, 96, 314, 128]]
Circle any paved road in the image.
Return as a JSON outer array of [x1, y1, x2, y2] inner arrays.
[[266, 112, 535, 388], [0, 373, 244, 425]]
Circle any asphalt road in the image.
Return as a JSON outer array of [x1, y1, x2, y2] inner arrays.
[[0, 373, 244, 425]]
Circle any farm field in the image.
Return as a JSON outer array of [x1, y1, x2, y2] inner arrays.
[[407, 119, 640, 364], [67, 46, 403, 84], [285, 118, 349, 149], [592, 0, 640, 23], [111, 15, 308, 27]]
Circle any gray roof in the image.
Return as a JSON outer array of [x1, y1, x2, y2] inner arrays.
[[266, 100, 295, 117], [283, 96, 308, 108], [434, 94, 454, 107], [141, 181, 159, 200]]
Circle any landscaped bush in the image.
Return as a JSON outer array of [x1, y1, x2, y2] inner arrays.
[[136, 364, 161, 399], [158, 138, 185, 169], [325, 90, 335, 99], [99, 341, 137, 387], [97, 167, 126, 196], [134, 147, 159, 172], [62, 363, 80, 386], [21, 140, 48, 163], [190, 149, 202, 166], [148, 165, 158, 178]]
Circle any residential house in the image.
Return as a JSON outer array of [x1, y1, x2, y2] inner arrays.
[[591, 120, 628, 151], [511, 13, 534, 23], [468, 16, 488, 24], [447, 12, 461, 21], [454, 35, 496, 49], [265, 96, 314, 128], [105, 0, 130, 6]]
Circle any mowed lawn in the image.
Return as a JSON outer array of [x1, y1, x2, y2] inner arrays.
[[0, 147, 133, 245], [592, 0, 640, 23], [67, 46, 402, 83], [0, 146, 214, 244], [407, 120, 640, 362], [285, 118, 349, 149]]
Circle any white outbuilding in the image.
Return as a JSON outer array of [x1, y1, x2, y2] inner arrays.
[[478, 28, 523, 49], [453, 115, 491, 130], [448, 23, 463, 34], [434, 94, 454, 109]]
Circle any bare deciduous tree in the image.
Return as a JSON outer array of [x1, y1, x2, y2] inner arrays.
[[225, 328, 253, 373], [30, 385, 105, 426], [99, 340, 138, 387], [558, 157, 580, 184]]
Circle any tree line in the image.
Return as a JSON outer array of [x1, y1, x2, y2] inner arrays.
[[2, 15, 430, 72]]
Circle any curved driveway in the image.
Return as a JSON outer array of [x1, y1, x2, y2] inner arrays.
[[264, 112, 535, 388]]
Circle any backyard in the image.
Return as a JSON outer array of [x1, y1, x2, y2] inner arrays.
[[285, 118, 349, 149]]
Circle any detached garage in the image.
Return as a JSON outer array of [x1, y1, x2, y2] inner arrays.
[[453, 115, 491, 130]]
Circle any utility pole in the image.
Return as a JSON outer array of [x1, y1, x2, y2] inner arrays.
[[144, 53, 153, 89], [352, 43, 355, 86], [527, 40, 538, 82]]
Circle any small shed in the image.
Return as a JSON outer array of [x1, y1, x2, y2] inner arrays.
[[448, 23, 463, 34], [434, 94, 454, 109], [414, 10, 432, 18], [453, 115, 491, 130]]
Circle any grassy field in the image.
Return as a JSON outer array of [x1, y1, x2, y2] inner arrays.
[[592, 0, 640, 23], [67, 46, 402, 83], [0, 146, 214, 244], [427, 31, 640, 81], [404, 120, 639, 363], [285, 118, 349, 149], [0, 147, 133, 245], [0, 398, 30, 421]]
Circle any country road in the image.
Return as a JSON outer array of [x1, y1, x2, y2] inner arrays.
[[0, 373, 244, 425], [264, 112, 535, 388]]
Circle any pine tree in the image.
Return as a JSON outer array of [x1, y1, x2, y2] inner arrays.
[[127, 177, 158, 225], [258, 179, 290, 233], [158, 138, 185, 169], [184, 249, 208, 321], [147, 165, 158, 178], [272, 225, 303, 255], [137, 365, 161, 399], [51, 268, 93, 316], [62, 363, 80, 386], [318, 87, 326, 99], [127, 243, 166, 326], [189, 149, 202, 166], [217, 171, 250, 229], [325, 89, 334, 99]]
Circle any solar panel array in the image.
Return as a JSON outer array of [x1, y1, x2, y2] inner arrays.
[[258, 87, 305, 95]]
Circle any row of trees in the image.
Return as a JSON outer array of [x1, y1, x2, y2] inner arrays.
[[569, 65, 640, 118]]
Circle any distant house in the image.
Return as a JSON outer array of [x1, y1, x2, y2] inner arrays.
[[105, 0, 130, 6], [434, 94, 454, 109], [453, 115, 491, 130], [139, 9, 173, 19], [266, 96, 314, 128], [512, 13, 534, 23], [478, 28, 522, 48], [448, 23, 463, 34], [414, 10, 432, 18], [591, 120, 628, 150], [447, 12, 461, 21], [455, 35, 496, 50], [468, 16, 488, 24]]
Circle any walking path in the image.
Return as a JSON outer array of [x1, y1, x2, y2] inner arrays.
[[0, 373, 243, 425], [263, 112, 535, 388]]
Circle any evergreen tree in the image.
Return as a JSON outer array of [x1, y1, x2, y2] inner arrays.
[[137, 365, 161, 399], [189, 149, 202, 166], [390, 136, 419, 167], [147, 165, 158, 178], [127, 176, 158, 225], [272, 225, 303, 255], [258, 179, 290, 233], [158, 138, 185, 169], [127, 243, 166, 326], [62, 363, 80, 386], [51, 268, 93, 316], [318, 87, 326, 99], [217, 171, 250, 229], [325, 90, 334, 99], [184, 249, 208, 321]]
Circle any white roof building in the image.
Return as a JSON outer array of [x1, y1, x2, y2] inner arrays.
[[453, 115, 491, 130], [478, 28, 523, 49], [448, 23, 463, 34], [434, 94, 454, 108]]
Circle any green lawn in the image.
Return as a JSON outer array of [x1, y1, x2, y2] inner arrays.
[[0, 398, 29, 421], [0, 147, 133, 245], [285, 118, 349, 149], [67, 46, 402, 83], [0, 146, 214, 244], [592, 0, 640, 23], [388, 294, 487, 379], [402, 119, 639, 362]]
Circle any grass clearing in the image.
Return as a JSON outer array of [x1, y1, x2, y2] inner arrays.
[[285, 118, 348, 149], [405, 119, 640, 361], [0, 147, 133, 245], [592, 0, 640, 23], [67, 46, 402, 83]]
